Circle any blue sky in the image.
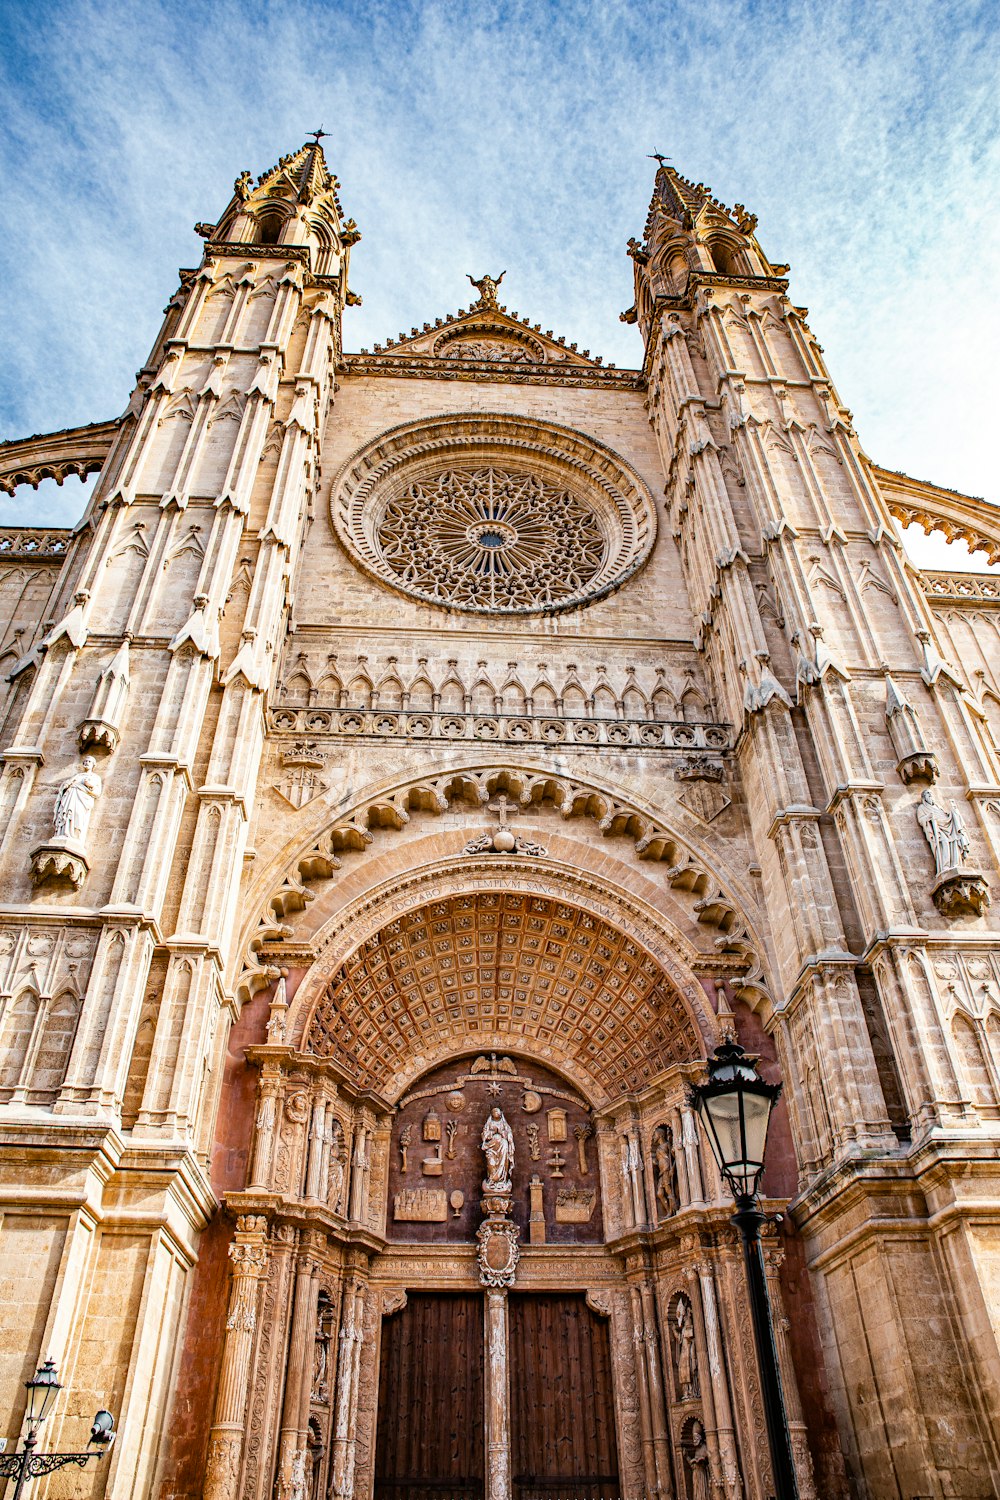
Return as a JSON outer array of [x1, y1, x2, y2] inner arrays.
[[1, 0, 998, 529]]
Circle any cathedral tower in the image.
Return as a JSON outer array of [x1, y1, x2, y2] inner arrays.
[[0, 141, 999, 1500]]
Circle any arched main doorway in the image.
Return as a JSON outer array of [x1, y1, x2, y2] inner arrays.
[[208, 876, 811, 1500]]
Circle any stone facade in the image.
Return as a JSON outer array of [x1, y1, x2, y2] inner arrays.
[[1, 140, 999, 1500]]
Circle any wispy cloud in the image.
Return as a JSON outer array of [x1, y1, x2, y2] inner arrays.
[[1, 0, 998, 525]]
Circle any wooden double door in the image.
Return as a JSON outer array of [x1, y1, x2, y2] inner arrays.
[[374, 1292, 619, 1500]]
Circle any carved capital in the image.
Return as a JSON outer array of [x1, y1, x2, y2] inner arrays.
[[229, 1241, 269, 1278]]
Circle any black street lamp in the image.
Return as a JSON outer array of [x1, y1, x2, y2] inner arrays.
[[688, 1037, 800, 1500], [0, 1358, 116, 1500]]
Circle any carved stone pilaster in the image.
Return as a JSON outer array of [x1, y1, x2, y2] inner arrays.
[[204, 1216, 270, 1500], [330, 1277, 366, 1498], [690, 1257, 743, 1500], [762, 1243, 817, 1500]]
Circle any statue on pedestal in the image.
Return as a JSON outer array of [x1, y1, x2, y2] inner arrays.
[[53, 755, 103, 844], [481, 1107, 514, 1192]]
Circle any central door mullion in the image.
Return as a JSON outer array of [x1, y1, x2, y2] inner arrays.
[[485, 1288, 513, 1500]]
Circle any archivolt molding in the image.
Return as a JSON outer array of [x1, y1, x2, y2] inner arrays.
[[872, 463, 1000, 566], [283, 860, 721, 1106], [327, 412, 657, 617], [235, 761, 768, 1008], [0, 418, 120, 496]]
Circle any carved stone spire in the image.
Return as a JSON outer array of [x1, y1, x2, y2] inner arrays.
[[195, 137, 361, 280]]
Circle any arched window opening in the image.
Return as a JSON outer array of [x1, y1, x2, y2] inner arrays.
[[708, 239, 740, 276], [257, 211, 283, 246]]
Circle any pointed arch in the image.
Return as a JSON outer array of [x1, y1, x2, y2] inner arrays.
[[0, 986, 39, 1092], [30, 988, 82, 1099], [234, 759, 766, 1013]]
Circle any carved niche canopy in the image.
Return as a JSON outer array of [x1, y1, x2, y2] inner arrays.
[[303, 891, 701, 1099], [329, 414, 657, 617]]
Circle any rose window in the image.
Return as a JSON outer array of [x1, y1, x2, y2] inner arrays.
[[376, 467, 607, 611], [329, 414, 657, 617]]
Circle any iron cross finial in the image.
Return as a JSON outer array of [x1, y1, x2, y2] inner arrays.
[[647, 152, 671, 168], [308, 127, 330, 144]]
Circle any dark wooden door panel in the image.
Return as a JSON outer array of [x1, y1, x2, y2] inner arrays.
[[509, 1293, 619, 1500], [374, 1292, 485, 1500]]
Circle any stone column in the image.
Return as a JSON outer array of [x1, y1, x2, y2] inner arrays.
[[305, 1096, 327, 1199], [331, 1276, 366, 1498], [348, 1126, 367, 1221], [275, 1244, 320, 1500], [695, 1259, 742, 1500], [203, 1216, 270, 1500], [639, 1282, 674, 1497], [485, 1290, 512, 1500], [680, 1105, 705, 1205], [672, 1107, 692, 1206], [629, 1285, 659, 1499], [249, 1074, 282, 1189]]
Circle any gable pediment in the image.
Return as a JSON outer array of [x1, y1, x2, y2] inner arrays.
[[347, 288, 640, 388]]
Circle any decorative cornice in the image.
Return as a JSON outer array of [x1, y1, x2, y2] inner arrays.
[[343, 352, 641, 389], [204, 241, 311, 263]]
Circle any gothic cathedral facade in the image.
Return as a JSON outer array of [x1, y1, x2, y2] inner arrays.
[[1, 140, 1000, 1500]]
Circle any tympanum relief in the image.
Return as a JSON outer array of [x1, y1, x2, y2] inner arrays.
[[386, 1054, 602, 1244]]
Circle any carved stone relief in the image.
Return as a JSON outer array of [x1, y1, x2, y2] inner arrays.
[[384, 1054, 602, 1245]]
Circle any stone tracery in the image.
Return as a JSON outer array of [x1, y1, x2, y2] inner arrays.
[[376, 466, 607, 611], [329, 412, 657, 617]]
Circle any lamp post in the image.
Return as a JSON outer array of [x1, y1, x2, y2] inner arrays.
[[0, 1358, 116, 1500], [688, 1037, 799, 1500]]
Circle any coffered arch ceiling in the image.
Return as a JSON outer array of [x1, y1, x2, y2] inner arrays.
[[301, 889, 706, 1103]]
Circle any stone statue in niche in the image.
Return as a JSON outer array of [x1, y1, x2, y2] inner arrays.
[[53, 755, 103, 844], [481, 1107, 515, 1192], [675, 1296, 698, 1399], [917, 789, 971, 873], [327, 1152, 345, 1214], [311, 1329, 329, 1403], [685, 1420, 710, 1500], [652, 1123, 679, 1218]]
